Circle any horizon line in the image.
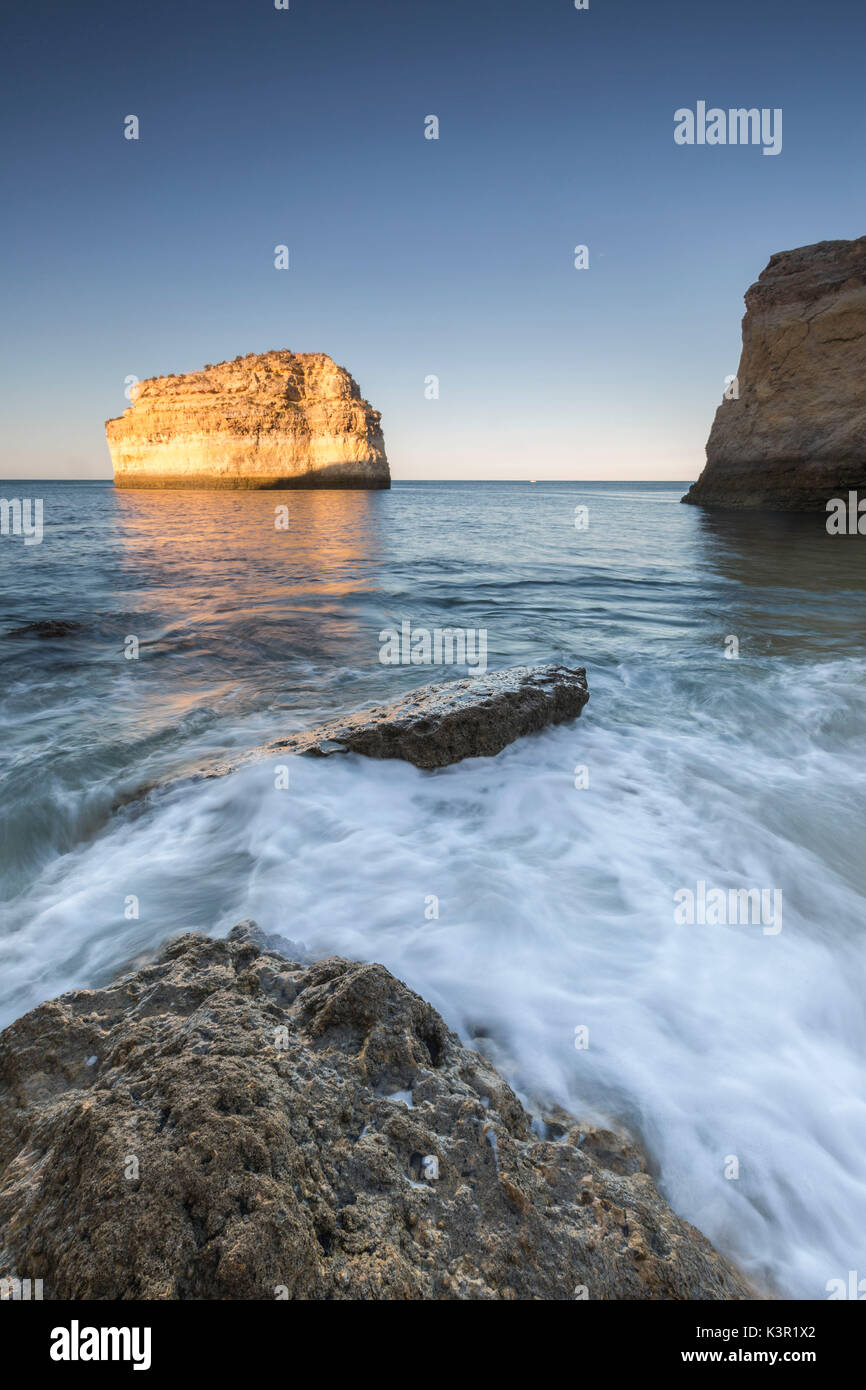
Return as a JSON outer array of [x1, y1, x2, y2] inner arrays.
[[0, 477, 699, 486]]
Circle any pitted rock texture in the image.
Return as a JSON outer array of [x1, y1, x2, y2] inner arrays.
[[268, 664, 590, 770], [0, 925, 752, 1301], [106, 351, 389, 489], [684, 236, 866, 509]]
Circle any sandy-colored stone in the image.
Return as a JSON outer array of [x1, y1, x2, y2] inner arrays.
[[684, 236, 866, 509], [0, 925, 753, 1301], [106, 351, 389, 489]]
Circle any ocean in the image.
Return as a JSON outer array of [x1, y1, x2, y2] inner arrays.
[[1, 478, 865, 1299]]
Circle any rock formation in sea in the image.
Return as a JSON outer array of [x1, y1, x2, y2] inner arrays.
[[0, 924, 752, 1300], [683, 236, 866, 509], [118, 665, 590, 818], [106, 351, 389, 489], [266, 663, 590, 771]]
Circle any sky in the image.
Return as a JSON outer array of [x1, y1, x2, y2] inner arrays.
[[1, 0, 864, 481]]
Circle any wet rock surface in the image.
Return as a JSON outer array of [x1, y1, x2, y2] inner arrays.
[[268, 663, 590, 770], [0, 925, 752, 1300]]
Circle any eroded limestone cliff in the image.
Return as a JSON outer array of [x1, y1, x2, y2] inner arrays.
[[106, 351, 389, 489], [683, 236, 866, 509]]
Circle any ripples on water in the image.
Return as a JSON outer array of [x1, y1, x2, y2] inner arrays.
[[1, 479, 865, 1298]]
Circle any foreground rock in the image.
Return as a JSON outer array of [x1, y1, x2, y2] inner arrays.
[[268, 664, 590, 770], [683, 236, 866, 509], [106, 351, 389, 489], [0, 926, 751, 1300]]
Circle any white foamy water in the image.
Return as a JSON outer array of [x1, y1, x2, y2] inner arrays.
[[2, 656, 865, 1298]]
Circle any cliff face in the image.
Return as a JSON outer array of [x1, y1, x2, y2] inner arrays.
[[106, 351, 390, 489], [683, 237, 866, 509], [0, 924, 752, 1300]]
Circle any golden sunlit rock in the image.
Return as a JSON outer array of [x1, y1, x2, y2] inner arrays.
[[106, 350, 389, 489]]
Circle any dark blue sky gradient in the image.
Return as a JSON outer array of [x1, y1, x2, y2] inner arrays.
[[2, 0, 864, 477]]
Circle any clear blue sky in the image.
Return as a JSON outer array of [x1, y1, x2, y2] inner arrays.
[[2, 0, 864, 480]]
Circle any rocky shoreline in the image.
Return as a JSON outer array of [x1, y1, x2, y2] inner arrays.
[[0, 924, 753, 1300]]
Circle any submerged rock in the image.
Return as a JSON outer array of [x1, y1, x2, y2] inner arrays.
[[268, 663, 590, 770], [0, 926, 752, 1300], [5, 620, 81, 639], [683, 236, 866, 509], [106, 351, 389, 490]]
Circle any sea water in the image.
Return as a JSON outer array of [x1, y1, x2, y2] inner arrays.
[[1, 479, 865, 1298]]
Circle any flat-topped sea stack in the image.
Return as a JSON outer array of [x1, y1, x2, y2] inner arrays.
[[107, 351, 389, 489], [683, 236, 866, 509]]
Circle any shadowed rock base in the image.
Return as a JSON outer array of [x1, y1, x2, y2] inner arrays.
[[0, 926, 754, 1300], [114, 471, 391, 490], [683, 459, 866, 511]]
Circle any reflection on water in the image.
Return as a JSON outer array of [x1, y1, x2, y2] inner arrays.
[[0, 485, 390, 887], [695, 506, 866, 593], [113, 486, 387, 667], [105, 487, 392, 758], [692, 507, 866, 661]]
